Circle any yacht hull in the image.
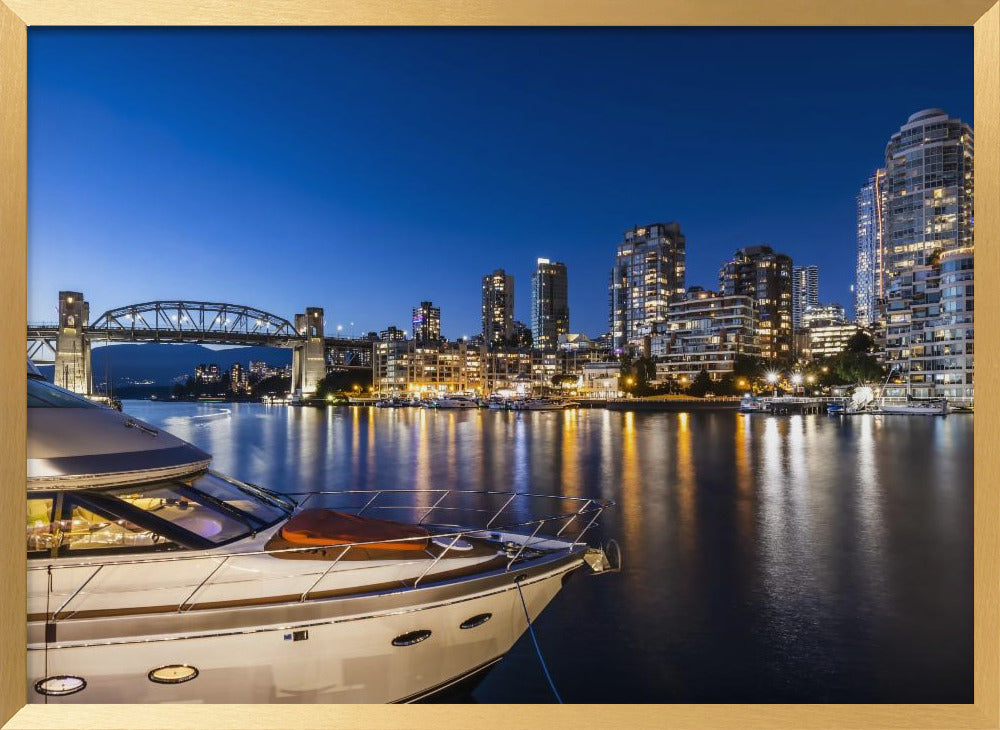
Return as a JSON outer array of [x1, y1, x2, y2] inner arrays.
[[29, 552, 582, 704]]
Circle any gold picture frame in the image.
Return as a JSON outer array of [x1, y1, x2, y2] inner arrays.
[[2, 1, 997, 727]]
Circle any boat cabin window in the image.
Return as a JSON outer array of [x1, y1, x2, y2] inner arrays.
[[57, 496, 180, 554], [110, 484, 253, 545], [177, 472, 289, 525], [27, 377, 101, 408], [27, 497, 56, 553], [27, 473, 290, 557]]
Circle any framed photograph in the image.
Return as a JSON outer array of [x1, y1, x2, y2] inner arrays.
[[3, 1, 998, 728]]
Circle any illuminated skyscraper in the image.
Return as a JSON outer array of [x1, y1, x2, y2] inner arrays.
[[481, 269, 515, 347], [531, 259, 569, 351], [880, 109, 974, 399], [719, 245, 793, 362], [608, 222, 686, 350], [856, 168, 887, 326], [411, 301, 441, 345], [884, 109, 973, 289], [792, 265, 819, 329]]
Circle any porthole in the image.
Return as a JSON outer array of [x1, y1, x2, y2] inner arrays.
[[392, 629, 432, 647], [35, 675, 86, 696], [148, 664, 199, 684], [460, 613, 492, 629]]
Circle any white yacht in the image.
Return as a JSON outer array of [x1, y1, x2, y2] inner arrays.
[[880, 398, 949, 416], [512, 398, 566, 411], [26, 361, 614, 703], [430, 394, 480, 409]]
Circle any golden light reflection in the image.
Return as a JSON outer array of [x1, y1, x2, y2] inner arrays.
[[675, 411, 695, 548], [620, 411, 640, 546], [366, 406, 375, 490], [561, 409, 580, 497], [734, 413, 753, 541], [351, 404, 360, 474]]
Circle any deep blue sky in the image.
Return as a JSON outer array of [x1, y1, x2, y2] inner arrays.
[[28, 28, 972, 338]]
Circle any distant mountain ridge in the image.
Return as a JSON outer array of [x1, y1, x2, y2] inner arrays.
[[79, 343, 292, 386]]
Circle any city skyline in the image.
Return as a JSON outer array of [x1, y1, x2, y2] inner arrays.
[[29, 28, 972, 338]]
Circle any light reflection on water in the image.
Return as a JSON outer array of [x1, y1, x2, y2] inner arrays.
[[125, 401, 972, 703]]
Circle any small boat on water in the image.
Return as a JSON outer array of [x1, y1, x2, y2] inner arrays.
[[738, 394, 764, 413], [430, 394, 480, 409], [26, 360, 616, 703], [828, 386, 879, 416], [880, 398, 949, 416], [512, 398, 566, 411]]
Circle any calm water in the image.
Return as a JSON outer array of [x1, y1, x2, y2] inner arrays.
[[123, 400, 973, 703]]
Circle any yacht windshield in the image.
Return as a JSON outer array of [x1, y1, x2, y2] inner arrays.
[[27, 377, 101, 408], [108, 471, 290, 546]]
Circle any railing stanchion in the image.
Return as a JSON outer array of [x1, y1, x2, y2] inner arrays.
[[52, 565, 103, 621], [507, 519, 546, 569], [556, 499, 592, 537], [178, 556, 229, 613], [418, 490, 450, 525], [486, 493, 518, 529], [356, 491, 383, 517], [299, 545, 351, 601], [413, 534, 461, 588]]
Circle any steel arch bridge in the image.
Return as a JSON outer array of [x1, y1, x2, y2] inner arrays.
[[89, 301, 300, 345], [27, 296, 373, 395]]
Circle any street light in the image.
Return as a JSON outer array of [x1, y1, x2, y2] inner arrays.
[[766, 371, 779, 398], [791, 373, 803, 396]]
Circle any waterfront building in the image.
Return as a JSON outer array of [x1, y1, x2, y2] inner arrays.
[[379, 326, 407, 343], [884, 109, 973, 291], [482, 269, 515, 347], [557, 333, 595, 352], [609, 222, 686, 350], [798, 306, 858, 361], [229, 363, 247, 393], [792, 265, 819, 329], [856, 169, 887, 326], [195, 364, 222, 383], [412, 301, 442, 345], [373, 339, 483, 396], [878, 109, 974, 399], [802, 303, 846, 328], [884, 247, 974, 400], [650, 287, 759, 381], [579, 362, 623, 399], [482, 348, 533, 393], [719, 245, 792, 362], [531, 259, 569, 350]]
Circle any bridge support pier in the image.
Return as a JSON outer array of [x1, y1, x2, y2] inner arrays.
[[292, 308, 326, 397], [54, 291, 91, 395]]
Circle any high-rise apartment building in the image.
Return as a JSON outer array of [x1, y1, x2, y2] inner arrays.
[[608, 222, 687, 350], [719, 245, 793, 362], [884, 109, 973, 288], [530, 259, 569, 350], [650, 287, 760, 382], [792, 265, 819, 329], [481, 269, 515, 347], [884, 248, 974, 400], [856, 169, 887, 326], [879, 109, 974, 399], [411, 301, 441, 345]]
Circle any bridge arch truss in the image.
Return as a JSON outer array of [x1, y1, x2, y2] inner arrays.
[[90, 301, 300, 346]]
